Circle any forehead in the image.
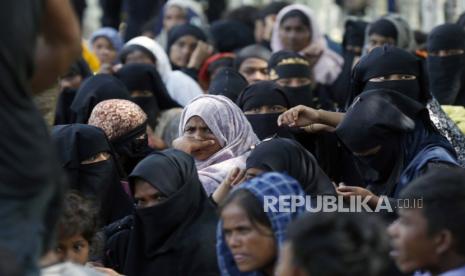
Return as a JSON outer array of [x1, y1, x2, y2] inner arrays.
[[241, 58, 268, 68], [93, 36, 112, 46], [134, 179, 159, 196], [281, 16, 307, 28], [185, 115, 207, 127], [175, 35, 199, 44], [221, 202, 250, 225]]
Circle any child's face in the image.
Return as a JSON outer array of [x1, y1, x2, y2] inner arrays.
[[388, 208, 439, 273], [56, 234, 90, 265]]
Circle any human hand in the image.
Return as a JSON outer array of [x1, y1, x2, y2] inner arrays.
[[277, 105, 320, 128], [212, 167, 246, 204]]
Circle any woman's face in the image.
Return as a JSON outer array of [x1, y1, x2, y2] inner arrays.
[[55, 234, 90, 265], [367, 33, 396, 53], [245, 168, 265, 180], [125, 50, 156, 65], [92, 37, 117, 65], [276, 77, 312, 87], [183, 116, 222, 161], [134, 179, 167, 208], [170, 35, 199, 68], [279, 16, 312, 52], [244, 105, 287, 115], [164, 6, 187, 32], [221, 202, 277, 273]]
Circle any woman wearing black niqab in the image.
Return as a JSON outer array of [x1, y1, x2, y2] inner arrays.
[[347, 45, 465, 166], [103, 149, 219, 276], [336, 89, 458, 199], [115, 63, 181, 129], [426, 23, 465, 106], [246, 137, 336, 196], [54, 58, 93, 125], [51, 124, 133, 225], [70, 74, 131, 123], [236, 80, 294, 140]]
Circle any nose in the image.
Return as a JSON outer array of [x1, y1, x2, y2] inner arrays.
[[228, 232, 242, 249]]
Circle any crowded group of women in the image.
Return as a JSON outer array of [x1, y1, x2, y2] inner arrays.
[[39, 0, 465, 275]]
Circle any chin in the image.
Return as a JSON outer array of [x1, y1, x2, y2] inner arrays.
[[237, 263, 258, 273]]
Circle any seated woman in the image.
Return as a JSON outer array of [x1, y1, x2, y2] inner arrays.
[[336, 89, 458, 205], [270, 4, 343, 86], [115, 63, 182, 149], [174, 95, 259, 194], [236, 80, 293, 139], [52, 124, 133, 225], [70, 74, 130, 124], [167, 23, 212, 80], [88, 99, 153, 175], [348, 45, 465, 166], [245, 137, 335, 196], [104, 149, 218, 276], [120, 36, 203, 106], [217, 172, 306, 276], [89, 27, 123, 73]]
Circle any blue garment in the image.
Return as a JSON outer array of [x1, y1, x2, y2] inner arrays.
[[90, 27, 124, 52], [414, 264, 465, 276], [217, 172, 307, 276], [394, 119, 458, 197]]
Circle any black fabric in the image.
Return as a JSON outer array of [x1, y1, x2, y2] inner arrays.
[[52, 124, 132, 225], [237, 80, 290, 111], [105, 149, 219, 276], [210, 20, 255, 52], [458, 12, 465, 28], [283, 84, 314, 107], [236, 81, 293, 139], [336, 89, 428, 185], [119, 44, 157, 64], [54, 88, 78, 125], [233, 44, 272, 70], [112, 122, 153, 175], [368, 18, 398, 39], [208, 67, 248, 102], [331, 20, 368, 107], [337, 89, 425, 153], [347, 45, 430, 108], [426, 24, 465, 105], [115, 63, 181, 128], [268, 50, 310, 78], [55, 59, 93, 125], [246, 138, 336, 196], [167, 23, 207, 53], [70, 74, 131, 123]]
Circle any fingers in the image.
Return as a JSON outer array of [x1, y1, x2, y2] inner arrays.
[[190, 139, 216, 151], [230, 169, 246, 187], [278, 106, 300, 127]]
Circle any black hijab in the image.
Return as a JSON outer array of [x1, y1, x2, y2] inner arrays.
[[54, 58, 93, 125], [268, 50, 314, 107], [208, 67, 248, 102], [236, 80, 293, 139], [120, 149, 218, 275], [70, 74, 131, 123], [246, 138, 335, 196], [119, 44, 157, 64], [331, 19, 368, 107], [51, 124, 132, 225], [210, 20, 255, 52], [167, 23, 207, 54], [368, 18, 398, 40], [115, 63, 181, 129], [233, 44, 272, 70], [426, 23, 465, 105], [347, 45, 430, 108], [336, 89, 427, 185]]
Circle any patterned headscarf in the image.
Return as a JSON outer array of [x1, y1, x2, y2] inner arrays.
[[179, 95, 259, 194], [88, 99, 147, 141], [217, 172, 307, 276]]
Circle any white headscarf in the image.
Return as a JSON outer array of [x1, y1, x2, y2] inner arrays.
[[124, 36, 203, 106], [178, 95, 259, 194], [271, 4, 344, 85]]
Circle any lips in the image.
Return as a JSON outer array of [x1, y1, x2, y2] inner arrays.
[[233, 253, 249, 264]]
